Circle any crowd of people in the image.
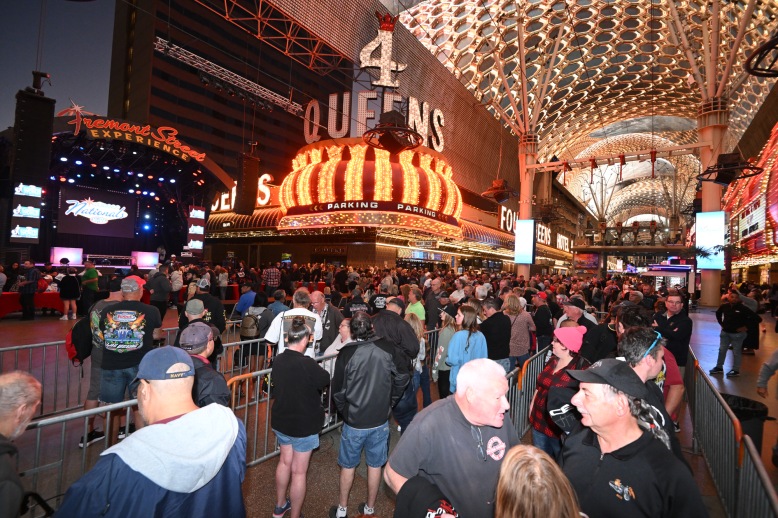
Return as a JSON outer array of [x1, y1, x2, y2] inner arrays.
[[8, 259, 770, 517]]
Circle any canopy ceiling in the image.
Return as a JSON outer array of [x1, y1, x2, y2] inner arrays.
[[397, 0, 778, 222]]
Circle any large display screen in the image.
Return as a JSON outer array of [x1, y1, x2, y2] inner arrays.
[[513, 219, 536, 265], [58, 186, 136, 238], [696, 211, 726, 270]]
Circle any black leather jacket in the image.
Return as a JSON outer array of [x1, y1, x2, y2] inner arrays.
[[332, 337, 409, 429]]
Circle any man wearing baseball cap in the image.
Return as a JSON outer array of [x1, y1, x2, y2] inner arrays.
[[558, 297, 596, 331], [98, 277, 164, 445], [58, 347, 246, 517], [559, 359, 706, 518], [178, 277, 227, 342], [178, 322, 229, 408], [174, 298, 223, 365]]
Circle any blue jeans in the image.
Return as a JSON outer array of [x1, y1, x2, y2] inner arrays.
[[509, 353, 531, 373], [532, 429, 561, 460], [337, 422, 389, 468], [716, 331, 747, 371], [392, 380, 417, 434], [414, 366, 432, 409]]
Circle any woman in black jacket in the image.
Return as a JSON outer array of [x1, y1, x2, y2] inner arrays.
[[59, 268, 81, 320]]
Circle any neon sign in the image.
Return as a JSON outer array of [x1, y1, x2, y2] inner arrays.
[[68, 117, 206, 162]]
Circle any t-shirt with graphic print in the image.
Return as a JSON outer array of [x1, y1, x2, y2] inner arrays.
[[387, 396, 519, 518], [99, 300, 162, 370]]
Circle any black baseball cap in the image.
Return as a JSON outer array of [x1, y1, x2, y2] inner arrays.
[[567, 359, 648, 399], [562, 298, 586, 311]]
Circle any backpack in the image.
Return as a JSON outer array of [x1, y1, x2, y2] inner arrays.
[[65, 317, 93, 366], [240, 314, 261, 338]]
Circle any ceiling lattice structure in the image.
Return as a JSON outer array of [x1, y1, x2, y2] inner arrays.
[[398, 0, 778, 221], [563, 133, 699, 224]]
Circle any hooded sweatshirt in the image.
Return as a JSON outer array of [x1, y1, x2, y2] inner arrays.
[[0, 434, 24, 518], [56, 404, 246, 517]]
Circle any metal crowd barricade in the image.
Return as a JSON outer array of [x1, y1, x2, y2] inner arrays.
[[226, 351, 341, 467], [736, 435, 778, 517], [219, 337, 268, 380], [0, 341, 89, 418], [692, 363, 743, 516], [17, 400, 137, 517], [507, 346, 550, 437]]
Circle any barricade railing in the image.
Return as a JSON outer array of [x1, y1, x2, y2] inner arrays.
[[0, 341, 88, 418], [226, 351, 341, 467], [506, 346, 550, 437], [17, 400, 137, 517], [736, 435, 778, 517], [691, 362, 742, 516], [2, 321, 248, 419]]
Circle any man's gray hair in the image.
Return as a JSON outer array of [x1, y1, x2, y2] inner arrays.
[[456, 359, 505, 394], [475, 285, 489, 300], [0, 372, 41, 417], [293, 287, 311, 308]]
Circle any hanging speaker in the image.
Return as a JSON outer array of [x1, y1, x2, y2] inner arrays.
[[234, 153, 260, 215], [12, 88, 55, 185]]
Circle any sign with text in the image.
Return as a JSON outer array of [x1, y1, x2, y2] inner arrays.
[[58, 186, 136, 238]]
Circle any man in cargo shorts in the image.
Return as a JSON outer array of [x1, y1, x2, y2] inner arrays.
[[79, 275, 124, 448]]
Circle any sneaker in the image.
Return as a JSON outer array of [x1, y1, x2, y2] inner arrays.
[[117, 423, 136, 440], [709, 367, 724, 375], [726, 370, 740, 378], [742, 348, 756, 355], [78, 429, 105, 448], [60, 315, 70, 321], [358, 503, 375, 515], [673, 421, 681, 433], [272, 498, 291, 518], [328, 505, 347, 518], [70, 314, 77, 320]]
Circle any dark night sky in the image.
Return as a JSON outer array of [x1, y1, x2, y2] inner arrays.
[[1, 0, 115, 129]]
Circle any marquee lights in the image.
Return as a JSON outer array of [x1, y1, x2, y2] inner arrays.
[[344, 144, 367, 202], [374, 148, 392, 201], [399, 151, 419, 205], [318, 145, 342, 203]]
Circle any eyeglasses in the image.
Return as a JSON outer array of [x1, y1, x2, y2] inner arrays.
[[641, 330, 663, 359], [471, 425, 487, 462]]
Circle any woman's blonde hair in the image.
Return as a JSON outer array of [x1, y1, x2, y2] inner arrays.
[[502, 294, 523, 316], [404, 312, 425, 341], [496, 445, 582, 518]]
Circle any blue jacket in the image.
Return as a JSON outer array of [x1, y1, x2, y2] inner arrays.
[[446, 330, 488, 393], [56, 404, 246, 517]]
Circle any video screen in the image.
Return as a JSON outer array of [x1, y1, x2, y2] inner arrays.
[[513, 219, 536, 265], [58, 186, 137, 238]]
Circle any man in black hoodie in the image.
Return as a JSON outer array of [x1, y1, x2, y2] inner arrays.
[[0, 372, 41, 518]]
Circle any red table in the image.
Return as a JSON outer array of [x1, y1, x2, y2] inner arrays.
[[0, 292, 64, 318]]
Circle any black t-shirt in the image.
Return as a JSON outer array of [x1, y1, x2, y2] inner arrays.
[[100, 300, 162, 370], [369, 294, 388, 314], [533, 304, 554, 337], [480, 312, 512, 360], [271, 349, 331, 437]]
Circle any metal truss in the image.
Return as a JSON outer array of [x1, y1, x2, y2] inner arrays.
[[193, 0, 352, 76], [154, 37, 303, 115]]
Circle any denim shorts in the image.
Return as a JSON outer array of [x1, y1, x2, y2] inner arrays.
[[274, 429, 320, 453], [100, 365, 140, 404], [337, 421, 390, 469]]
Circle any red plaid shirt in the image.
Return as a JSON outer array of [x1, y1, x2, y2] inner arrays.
[[530, 355, 587, 438], [262, 267, 281, 288]]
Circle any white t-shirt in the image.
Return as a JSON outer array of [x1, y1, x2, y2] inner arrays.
[[265, 307, 323, 358]]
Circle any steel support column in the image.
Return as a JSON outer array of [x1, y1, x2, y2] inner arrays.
[[518, 133, 538, 278], [698, 98, 729, 306]]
